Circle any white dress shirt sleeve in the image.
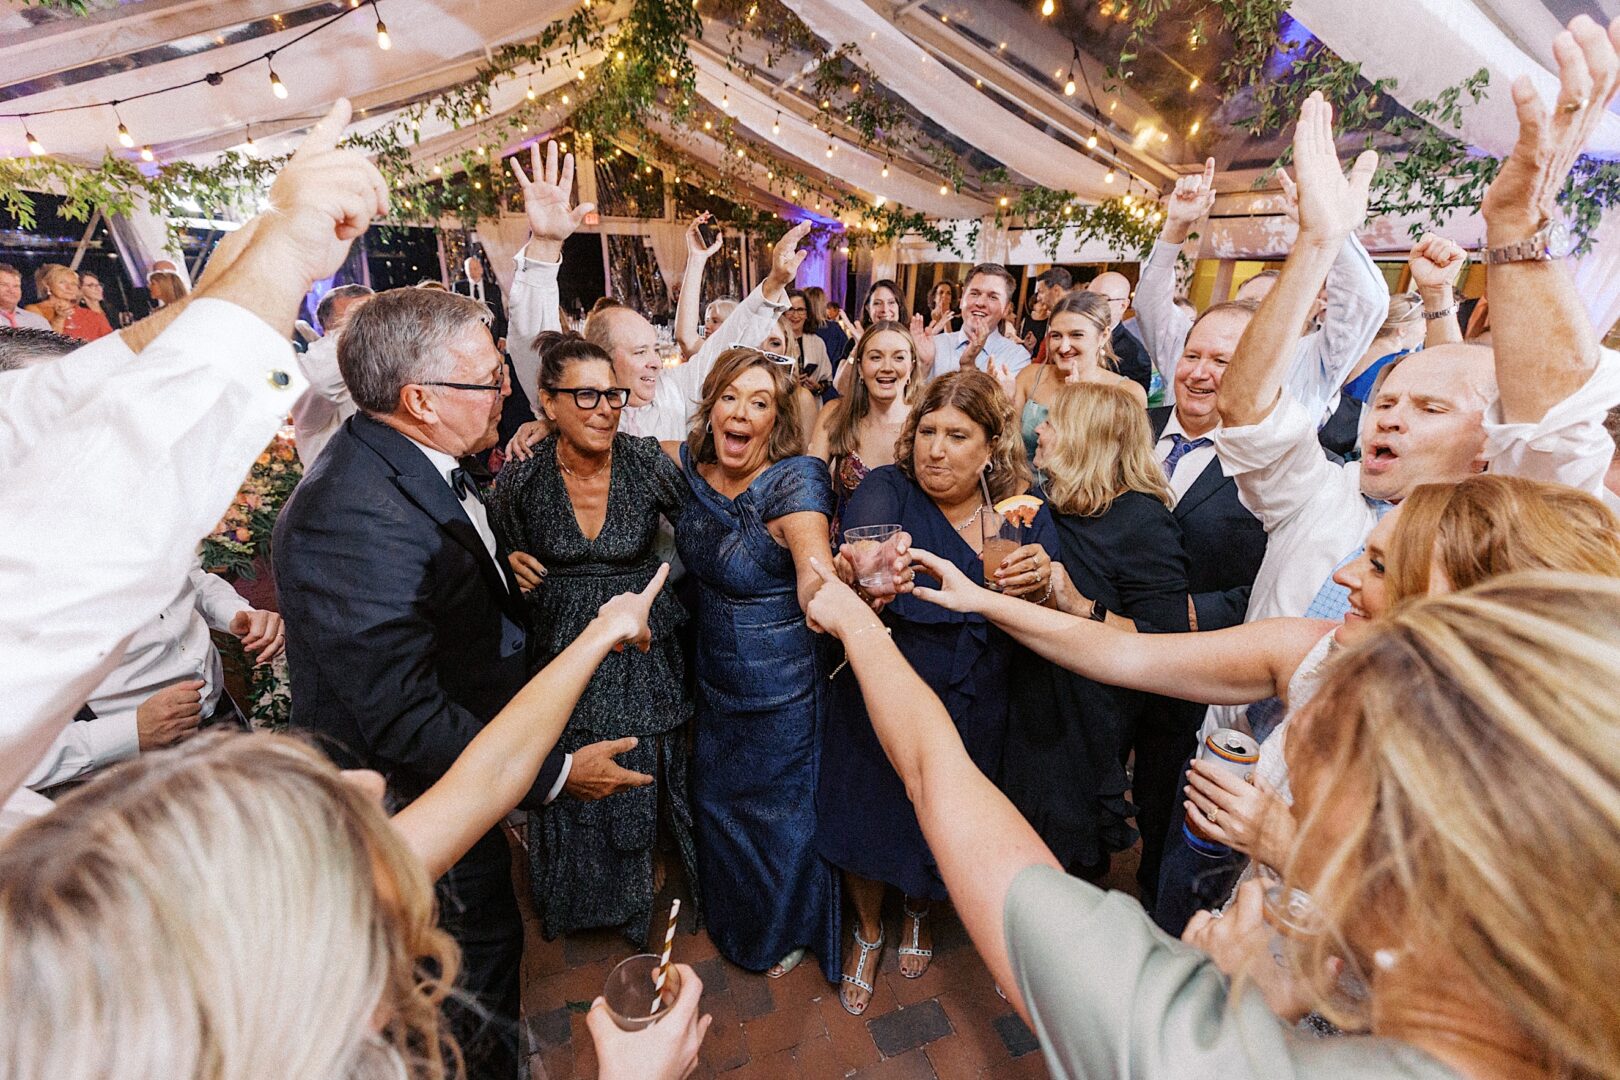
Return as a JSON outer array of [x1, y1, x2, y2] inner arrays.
[[1214, 394, 1352, 532], [25, 713, 141, 790], [545, 755, 573, 804], [1135, 238, 1195, 395], [0, 299, 303, 804], [1285, 236, 1387, 413], [508, 245, 562, 405], [672, 283, 789, 401], [0, 326, 140, 465], [189, 566, 253, 632], [1483, 346, 1620, 501]]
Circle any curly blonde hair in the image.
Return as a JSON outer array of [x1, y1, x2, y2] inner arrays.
[[894, 370, 1030, 503], [1039, 382, 1171, 517], [0, 731, 461, 1080], [1283, 572, 1620, 1079]]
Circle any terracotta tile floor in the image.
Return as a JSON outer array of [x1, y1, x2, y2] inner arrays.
[[518, 845, 1142, 1079]]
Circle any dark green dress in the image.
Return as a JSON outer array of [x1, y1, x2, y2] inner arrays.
[[490, 433, 696, 944]]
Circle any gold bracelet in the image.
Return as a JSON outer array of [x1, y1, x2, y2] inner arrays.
[[828, 623, 892, 680]]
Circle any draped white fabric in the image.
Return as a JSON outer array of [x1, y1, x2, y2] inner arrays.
[[474, 213, 533, 296], [643, 223, 691, 293], [1572, 210, 1620, 334], [780, 0, 1117, 196]]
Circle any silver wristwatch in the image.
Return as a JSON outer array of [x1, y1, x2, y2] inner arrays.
[[1482, 219, 1575, 264]]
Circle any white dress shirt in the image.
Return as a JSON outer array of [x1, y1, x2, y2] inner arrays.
[[928, 327, 1032, 381], [1154, 411, 1224, 505], [27, 565, 251, 790], [0, 299, 303, 814], [508, 246, 789, 442], [1135, 235, 1388, 409], [1, 305, 51, 331], [291, 331, 355, 467], [400, 433, 573, 802]]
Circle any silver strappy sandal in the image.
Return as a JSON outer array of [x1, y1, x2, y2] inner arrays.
[[839, 927, 885, 1015], [898, 904, 933, 979]]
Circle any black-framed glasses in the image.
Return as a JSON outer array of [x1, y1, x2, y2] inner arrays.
[[547, 386, 632, 409], [421, 379, 505, 393]]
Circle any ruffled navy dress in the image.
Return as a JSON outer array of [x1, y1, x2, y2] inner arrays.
[[675, 448, 843, 982], [816, 465, 1058, 899]]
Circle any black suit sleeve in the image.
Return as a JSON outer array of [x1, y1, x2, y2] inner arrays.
[[1190, 585, 1251, 633], [278, 496, 563, 809], [1110, 496, 1192, 634]]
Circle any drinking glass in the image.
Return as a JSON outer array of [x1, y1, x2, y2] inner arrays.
[[980, 513, 1021, 590], [601, 953, 682, 1032], [844, 524, 902, 593]]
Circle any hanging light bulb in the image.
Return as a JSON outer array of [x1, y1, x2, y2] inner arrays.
[[576, 69, 586, 82], [938, 183, 948, 195], [244, 125, 256, 149], [881, 161, 889, 178], [826, 142, 835, 158], [721, 86, 730, 111], [562, 93, 571, 104], [475, 145, 486, 156], [1189, 119, 1202, 136], [1086, 133, 1099, 149], [116, 121, 134, 148], [736, 146, 745, 158], [371, 2, 390, 50], [1041, 0, 1055, 15], [999, 195, 1009, 207], [771, 112, 781, 134], [268, 60, 288, 99], [24, 127, 44, 155], [1188, 76, 1200, 91], [1103, 168, 1116, 183], [1064, 76, 1076, 96], [140, 145, 154, 162], [527, 82, 537, 101]]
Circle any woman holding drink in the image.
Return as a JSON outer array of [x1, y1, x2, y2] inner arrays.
[[1003, 382, 1191, 884], [816, 371, 1057, 1014]]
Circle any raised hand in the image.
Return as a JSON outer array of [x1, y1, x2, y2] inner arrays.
[[1482, 14, 1620, 236], [1162, 157, 1217, 243], [987, 357, 1017, 401], [596, 563, 670, 653], [587, 964, 711, 1080], [909, 313, 938, 370], [259, 99, 391, 286], [805, 558, 887, 637], [512, 140, 596, 259], [1290, 91, 1377, 243], [960, 312, 991, 369], [685, 212, 722, 258], [1407, 233, 1466, 292], [905, 547, 990, 614], [763, 222, 812, 293], [229, 608, 285, 663], [1276, 169, 1299, 224], [504, 418, 549, 462]]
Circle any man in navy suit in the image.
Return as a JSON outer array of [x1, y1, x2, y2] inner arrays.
[[1136, 300, 1269, 912], [274, 287, 648, 1078]]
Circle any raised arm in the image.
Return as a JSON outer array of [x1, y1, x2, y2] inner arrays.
[[1406, 234, 1467, 348], [674, 214, 721, 359], [1480, 13, 1620, 423], [803, 561, 1057, 1019], [1218, 94, 1376, 429], [1139, 160, 1215, 384], [675, 223, 809, 397], [507, 141, 594, 397], [908, 548, 1324, 706], [393, 566, 666, 879]]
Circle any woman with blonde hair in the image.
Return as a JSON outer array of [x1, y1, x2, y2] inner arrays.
[[1013, 291, 1146, 463], [1012, 382, 1190, 885], [808, 319, 920, 537], [25, 264, 101, 340], [806, 561, 1620, 1079], [817, 370, 1058, 1011], [146, 269, 189, 309]]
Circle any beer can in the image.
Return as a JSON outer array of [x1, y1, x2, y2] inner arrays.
[[1182, 727, 1261, 859]]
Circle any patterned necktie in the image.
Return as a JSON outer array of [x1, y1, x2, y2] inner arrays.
[[1161, 433, 1213, 481], [1302, 498, 1396, 620]]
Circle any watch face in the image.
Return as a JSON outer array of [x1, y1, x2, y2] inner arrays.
[[1546, 221, 1576, 259]]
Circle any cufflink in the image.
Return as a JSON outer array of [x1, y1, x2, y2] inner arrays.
[[267, 369, 292, 389]]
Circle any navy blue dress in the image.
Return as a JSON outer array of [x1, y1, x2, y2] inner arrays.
[[816, 465, 1059, 900], [676, 448, 842, 982]]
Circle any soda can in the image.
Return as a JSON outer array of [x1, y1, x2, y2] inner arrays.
[[1182, 727, 1261, 859]]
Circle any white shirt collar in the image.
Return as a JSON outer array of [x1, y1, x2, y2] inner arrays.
[[1159, 408, 1219, 444], [401, 433, 459, 484]]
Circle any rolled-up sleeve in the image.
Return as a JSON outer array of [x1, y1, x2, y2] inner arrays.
[[1214, 395, 1345, 531], [507, 245, 562, 404], [1287, 235, 1387, 413], [1483, 347, 1620, 503]]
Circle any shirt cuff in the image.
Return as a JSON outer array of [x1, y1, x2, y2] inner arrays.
[[513, 242, 562, 274], [543, 752, 572, 804], [1212, 394, 1317, 475]]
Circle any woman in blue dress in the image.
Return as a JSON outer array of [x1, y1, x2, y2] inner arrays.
[[666, 347, 843, 983], [818, 371, 1060, 1014]]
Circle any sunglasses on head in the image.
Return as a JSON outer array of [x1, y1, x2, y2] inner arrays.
[[547, 386, 632, 409]]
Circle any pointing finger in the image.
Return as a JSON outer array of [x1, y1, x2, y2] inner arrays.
[[291, 99, 352, 162]]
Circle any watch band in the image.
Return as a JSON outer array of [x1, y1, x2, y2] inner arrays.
[[1089, 597, 1108, 623], [1422, 305, 1458, 321]]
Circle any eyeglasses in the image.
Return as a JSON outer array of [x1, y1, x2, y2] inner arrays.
[[757, 351, 797, 367], [547, 386, 632, 409], [421, 367, 506, 394]]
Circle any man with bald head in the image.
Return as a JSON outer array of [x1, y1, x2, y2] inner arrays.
[[1084, 270, 1152, 395], [504, 141, 806, 443]]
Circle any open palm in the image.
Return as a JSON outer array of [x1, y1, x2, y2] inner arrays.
[[511, 140, 595, 245]]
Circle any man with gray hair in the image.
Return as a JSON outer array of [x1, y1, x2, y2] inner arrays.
[[0, 327, 79, 372], [274, 286, 649, 1079], [289, 282, 373, 466]]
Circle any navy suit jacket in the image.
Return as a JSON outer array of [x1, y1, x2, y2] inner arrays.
[[1149, 407, 1268, 632], [273, 412, 562, 862]]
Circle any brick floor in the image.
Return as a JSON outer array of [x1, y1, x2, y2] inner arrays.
[[518, 844, 1142, 1079]]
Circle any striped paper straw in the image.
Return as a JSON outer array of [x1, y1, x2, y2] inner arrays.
[[651, 897, 681, 999]]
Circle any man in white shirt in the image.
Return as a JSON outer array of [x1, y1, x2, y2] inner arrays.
[[918, 262, 1032, 381], [26, 565, 285, 790], [1136, 158, 1389, 410], [290, 282, 373, 467], [0, 98, 385, 809], [503, 142, 803, 444], [0, 263, 52, 332]]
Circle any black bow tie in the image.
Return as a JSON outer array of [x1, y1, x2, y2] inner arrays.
[[450, 466, 485, 504]]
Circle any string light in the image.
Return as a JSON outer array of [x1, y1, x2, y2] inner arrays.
[[576, 69, 585, 82], [1189, 119, 1201, 136], [527, 82, 537, 101], [112, 103, 134, 148], [562, 92, 571, 104], [140, 144, 154, 161], [371, 1, 390, 50], [1103, 168, 1116, 183], [826, 142, 835, 158], [721, 85, 730, 111], [22, 125, 43, 155], [268, 57, 288, 99], [1086, 133, 1098, 149], [772, 111, 781, 134], [1189, 76, 1200, 91], [1041, 0, 1055, 15], [999, 195, 1009, 207], [244, 125, 255, 149], [1062, 47, 1079, 96], [938, 183, 948, 195], [881, 161, 889, 178]]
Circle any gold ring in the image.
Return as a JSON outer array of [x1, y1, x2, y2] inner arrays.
[[1561, 98, 1589, 113]]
